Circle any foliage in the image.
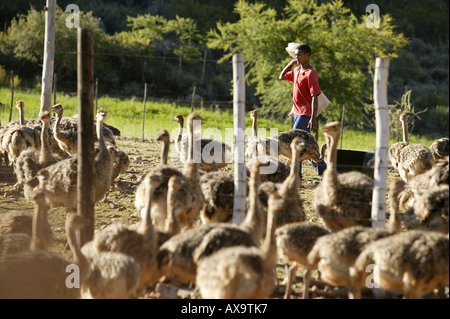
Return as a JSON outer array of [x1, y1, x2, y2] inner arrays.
[[0, 65, 21, 88], [207, 0, 409, 124], [388, 90, 427, 141]]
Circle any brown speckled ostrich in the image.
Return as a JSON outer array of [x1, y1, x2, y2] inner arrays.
[[350, 230, 449, 299], [195, 191, 284, 299], [314, 121, 373, 231]]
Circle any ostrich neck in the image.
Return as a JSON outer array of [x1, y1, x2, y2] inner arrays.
[[387, 181, 403, 233], [240, 171, 262, 242], [261, 204, 278, 270], [96, 118, 108, 157], [141, 184, 156, 235], [161, 141, 169, 165], [401, 119, 408, 144], [281, 145, 301, 194], [323, 133, 339, 188], [53, 112, 62, 140], [177, 121, 183, 143], [19, 107, 24, 125], [166, 186, 181, 235], [252, 117, 258, 137], [39, 120, 52, 165], [30, 203, 45, 251], [66, 219, 90, 284], [184, 121, 198, 180]]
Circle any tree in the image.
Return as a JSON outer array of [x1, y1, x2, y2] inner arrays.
[[207, 0, 408, 124]]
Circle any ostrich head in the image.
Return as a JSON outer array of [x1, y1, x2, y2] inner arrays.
[[173, 114, 184, 126], [156, 129, 170, 143], [96, 108, 107, 121], [49, 104, 63, 116], [39, 111, 51, 124], [15, 100, 24, 110], [399, 113, 407, 123], [249, 110, 258, 120]]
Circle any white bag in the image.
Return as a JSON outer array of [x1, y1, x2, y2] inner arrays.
[[286, 42, 300, 60], [317, 91, 331, 115], [288, 92, 331, 117]]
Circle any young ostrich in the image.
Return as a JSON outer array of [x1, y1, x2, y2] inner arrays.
[[14, 111, 61, 193], [429, 137, 449, 161], [398, 156, 448, 210], [135, 116, 204, 231], [304, 178, 404, 299], [49, 103, 116, 156], [82, 173, 163, 294], [0, 100, 40, 164], [350, 230, 449, 299], [155, 161, 266, 284], [314, 121, 373, 231], [195, 191, 284, 299], [389, 113, 435, 182], [38, 108, 113, 212], [275, 222, 330, 299], [258, 137, 306, 228], [0, 190, 85, 298], [173, 114, 232, 172], [134, 129, 184, 230], [245, 109, 291, 184]]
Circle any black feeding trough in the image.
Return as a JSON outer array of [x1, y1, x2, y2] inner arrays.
[[336, 149, 375, 178]]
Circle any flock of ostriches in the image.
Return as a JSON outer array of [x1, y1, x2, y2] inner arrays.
[[0, 101, 448, 299]]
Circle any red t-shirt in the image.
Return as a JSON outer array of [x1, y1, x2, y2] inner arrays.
[[284, 66, 321, 116]]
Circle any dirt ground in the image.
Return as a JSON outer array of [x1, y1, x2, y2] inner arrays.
[[0, 136, 448, 299]]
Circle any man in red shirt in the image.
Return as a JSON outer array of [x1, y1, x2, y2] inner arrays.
[[279, 43, 327, 178]]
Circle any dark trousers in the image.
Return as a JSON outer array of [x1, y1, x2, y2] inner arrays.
[[293, 114, 327, 177]]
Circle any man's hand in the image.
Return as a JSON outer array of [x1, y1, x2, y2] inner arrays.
[[307, 117, 318, 132]]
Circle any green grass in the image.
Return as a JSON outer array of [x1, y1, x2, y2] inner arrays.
[[0, 87, 439, 151]]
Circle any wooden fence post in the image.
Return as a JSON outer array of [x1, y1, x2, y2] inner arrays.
[[9, 70, 14, 122], [40, 0, 56, 113], [77, 28, 95, 246], [190, 86, 196, 113], [371, 57, 390, 228], [232, 53, 247, 224], [340, 104, 346, 149], [142, 83, 147, 142]]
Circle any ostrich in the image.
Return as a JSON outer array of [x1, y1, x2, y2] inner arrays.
[[0, 101, 40, 164], [350, 230, 449, 299], [314, 121, 373, 231], [389, 113, 435, 182], [195, 191, 284, 299], [156, 161, 266, 284], [0, 190, 84, 298], [38, 108, 113, 212], [275, 222, 330, 299], [0, 191, 52, 258], [245, 109, 291, 183], [258, 136, 306, 228], [403, 184, 449, 234], [199, 171, 236, 223], [14, 111, 61, 193], [398, 156, 448, 210], [304, 178, 404, 299], [49, 103, 117, 156], [134, 129, 184, 231], [82, 173, 163, 294], [429, 137, 449, 161], [173, 114, 232, 172]]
